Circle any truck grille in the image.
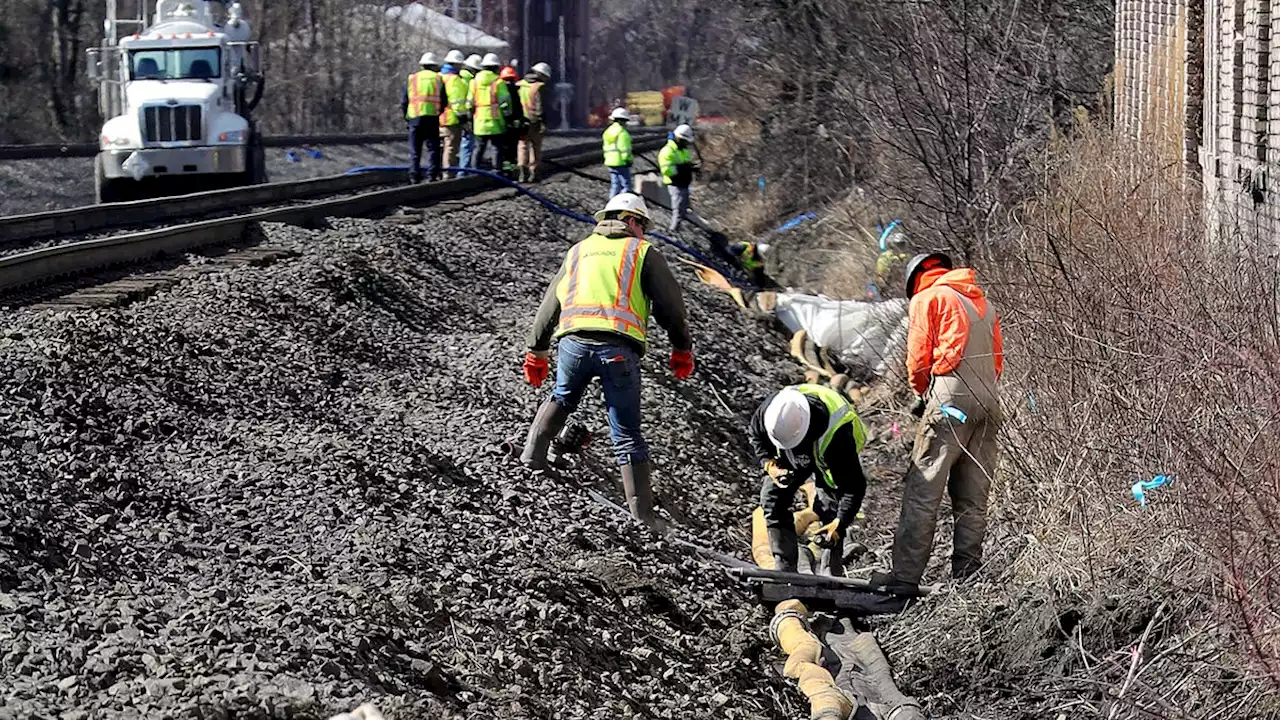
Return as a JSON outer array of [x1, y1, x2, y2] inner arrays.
[[142, 105, 203, 143]]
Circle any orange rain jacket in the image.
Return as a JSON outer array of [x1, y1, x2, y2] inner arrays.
[[906, 267, 1004, 395]]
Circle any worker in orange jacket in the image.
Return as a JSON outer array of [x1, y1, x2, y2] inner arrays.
[[870, 252, 1003, 594]]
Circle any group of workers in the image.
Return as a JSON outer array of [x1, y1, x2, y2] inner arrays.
[[402, 50, 551, 184], [600, 109, 701, 234], [516, 190, 1003, 592]]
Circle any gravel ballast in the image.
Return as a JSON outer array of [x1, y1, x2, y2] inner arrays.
[[0, 173, 808, 719]]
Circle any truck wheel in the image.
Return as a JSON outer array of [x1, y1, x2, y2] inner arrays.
[[94, 155, 122, 204], [246, 134, 267, 185]]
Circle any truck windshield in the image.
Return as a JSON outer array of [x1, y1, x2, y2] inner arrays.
[[129, 48, 221, 80]]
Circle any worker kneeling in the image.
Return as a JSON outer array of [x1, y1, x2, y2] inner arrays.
[[753, 384, 869, 576], [519, 193, 695, 529]]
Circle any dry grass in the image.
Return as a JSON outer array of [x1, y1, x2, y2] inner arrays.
[[874, 124, 1280, 718]]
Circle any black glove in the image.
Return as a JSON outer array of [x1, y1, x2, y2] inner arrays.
[[910, 396, 926, 418]]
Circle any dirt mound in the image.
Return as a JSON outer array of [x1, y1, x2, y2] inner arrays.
[[0, 174, 802, 718]]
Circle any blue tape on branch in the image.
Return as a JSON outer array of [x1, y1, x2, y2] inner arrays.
[[772, 212, 817, 234], [342, 164, 754, 289]]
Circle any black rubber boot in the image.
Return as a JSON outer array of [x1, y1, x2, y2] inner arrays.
[[767, 528, 799, 573], [622, 461, 665, 532], [816, 545, 845, 578], [519, 400, 569, 470]]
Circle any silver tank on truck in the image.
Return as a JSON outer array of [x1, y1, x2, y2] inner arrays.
[[87, 0, 266, 203]]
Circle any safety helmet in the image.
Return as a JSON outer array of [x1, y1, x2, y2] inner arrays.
[[481, 52, 502, 69], [419, 51, 440, 68], [594, 192, 651, 227], [532, 62, 552, 79], [764, 389, 811, 450], [904, 252, 953, 298], [464, 54, 483, 71], [609, 107, 631, 122], [673, 124, 695, 142], [500, 66, 518, 81], [757, 242, 772, 255], [445, 49, 466, 65]]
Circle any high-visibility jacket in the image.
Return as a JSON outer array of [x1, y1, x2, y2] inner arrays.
[[440, 71, 470, 126], [738, 242, 763, 271], [469, 70, 511, 136], [405, 69, 444, 120], [602, 122, 633, 168], [554, 233, 652, 347], [792, 383, 868, 490], [517, 78, 545, 121], [658, 139, 693, 186], [906, 267, 1003, 411]]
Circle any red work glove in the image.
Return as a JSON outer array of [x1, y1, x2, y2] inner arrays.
[[523, 351, 549, 387], [669, 349, 695, 380]]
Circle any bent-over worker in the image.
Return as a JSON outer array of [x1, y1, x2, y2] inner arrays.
[[871, 252, 1003, 594], [520, 193, 695, 529], [751, 384, 869, 577], [728, 241, 776, 288]]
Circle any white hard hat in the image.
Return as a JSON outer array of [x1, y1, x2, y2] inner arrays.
[[673, 124, 695, 142], [419, 51, 440, 67], [594, 192, 651, 226], [481, 52, 502, 68], [609, 107, 631, 121], [764, 389, 811, 450], [445, 49, 466, 65], [756, 243, 772, 255], [532, 62, 552, 78], [465, 54, 483, 71]]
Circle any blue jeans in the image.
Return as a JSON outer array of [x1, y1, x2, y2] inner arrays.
[[609, 167, 632, 198], [550, 335, 648, 465], [460, 130, 477, 168]]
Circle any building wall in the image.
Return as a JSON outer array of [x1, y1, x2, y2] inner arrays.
[[1114, 0, 1195, 166]]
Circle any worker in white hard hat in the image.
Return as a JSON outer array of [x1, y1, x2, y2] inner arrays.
[[438, 49, 472, 178], [457, 53, 484, 169], [468, 53, 511, 171], [749, 385, 870, 576], [400, 52, 445, 184], [658, 123, 699, 232], [727, 241, 777, 288], [602, 107, 634, 199], [521, 192, 694, 531], [516, 62, 552, 182]]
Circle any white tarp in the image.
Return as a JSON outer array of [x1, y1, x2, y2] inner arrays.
[[774, 294, 909, 376], [385, 3, 509, 51]]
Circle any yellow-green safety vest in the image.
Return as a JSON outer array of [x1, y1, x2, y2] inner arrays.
[[602, 123, 633, 168], [440, 71, 470, 126], [793, 383, 867, 490], [470, 70, 510, 136], [517, 79, 544, 120], [554, 233, 652, 347], [739, 242, 763, 271], [658, 139, 692, 185], [406, 69, 443, 119]]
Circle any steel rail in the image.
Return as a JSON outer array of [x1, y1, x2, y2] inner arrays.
[[0, 137, 666, 295], [0, 127, 666, 160]]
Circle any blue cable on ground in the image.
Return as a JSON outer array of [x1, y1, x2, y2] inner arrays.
[[343, 163, 755, 289]]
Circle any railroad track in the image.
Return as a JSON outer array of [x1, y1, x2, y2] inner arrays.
[[0, 127, 621, 161], [0, 135, 666, 301]]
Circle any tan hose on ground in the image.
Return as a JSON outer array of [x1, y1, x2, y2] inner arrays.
[[770, 600, 857, 720]]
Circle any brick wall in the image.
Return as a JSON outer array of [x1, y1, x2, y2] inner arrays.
[[1115, 0, 1193, 165]]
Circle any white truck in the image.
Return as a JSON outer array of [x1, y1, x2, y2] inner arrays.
[[87, 0, 266, 203]]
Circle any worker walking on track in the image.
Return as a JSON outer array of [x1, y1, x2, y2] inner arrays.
[[499, 65, 525, 178], [401, 52, 444, 184], [602, 107, 634, 198], [459, 53, 483, 168], [658, 124, 698, 232], [438, 49, 471, 179], [751, 385, 869, 577], [469, 53, 511, 171], [520, 193, 695, 530], [870, 252, 1003, 594], [517, 62, 552, 182]]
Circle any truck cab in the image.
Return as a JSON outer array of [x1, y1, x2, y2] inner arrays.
[[88, 0, 265, 203]]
